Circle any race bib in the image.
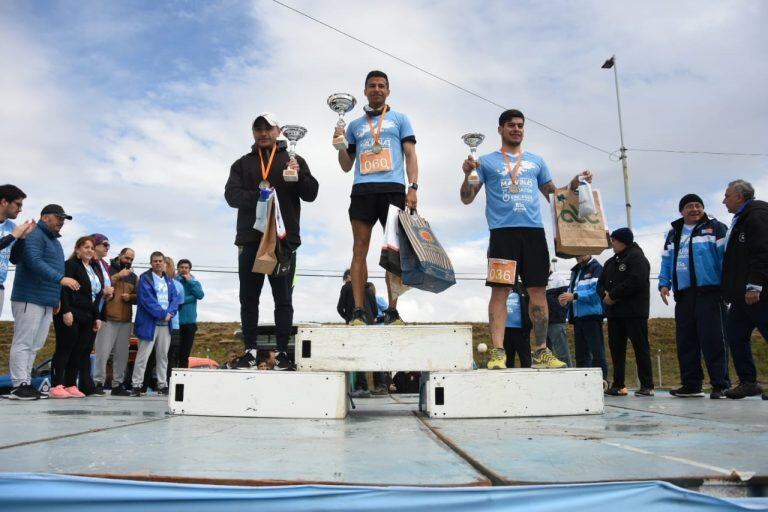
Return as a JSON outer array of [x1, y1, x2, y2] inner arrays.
[[360, 148, 393, 175], [487, 258, 517, 285]]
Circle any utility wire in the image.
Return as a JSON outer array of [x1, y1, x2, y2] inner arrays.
[[629, 148, 767, 157], [273, 1, 766, 160], [271, 0, 612, 155]]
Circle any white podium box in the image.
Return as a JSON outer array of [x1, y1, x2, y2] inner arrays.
[[425, 368, 604, 418], [169, 369, 348, 419], [296, 325, 473, 372]]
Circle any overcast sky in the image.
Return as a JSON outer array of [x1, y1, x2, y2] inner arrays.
[[1, 0, 766, 323]]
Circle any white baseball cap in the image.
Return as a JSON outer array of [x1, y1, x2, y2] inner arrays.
[[253, 112, 280, 128]]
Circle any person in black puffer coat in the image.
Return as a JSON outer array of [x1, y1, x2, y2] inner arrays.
[[598, 228, 654, 397]]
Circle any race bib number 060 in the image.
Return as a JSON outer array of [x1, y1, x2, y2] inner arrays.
[[487, 258, 517, 285], [360, 149, 393, 174]]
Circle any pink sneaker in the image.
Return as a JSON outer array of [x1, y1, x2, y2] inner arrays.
[[49, 385, 71, 399], [64, 386, 85, 398]]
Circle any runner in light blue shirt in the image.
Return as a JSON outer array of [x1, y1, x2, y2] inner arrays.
[[460, 108, 593, 371], [334, 70, 420, 327]]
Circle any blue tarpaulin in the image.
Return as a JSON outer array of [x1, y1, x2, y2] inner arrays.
[[1, 473, 766, 511]]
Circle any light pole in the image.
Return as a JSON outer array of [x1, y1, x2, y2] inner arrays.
[[602, 55, 632, 229]]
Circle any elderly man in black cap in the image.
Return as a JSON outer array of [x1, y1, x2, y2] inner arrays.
[[658, 194, 731, 398], [598, 228, 654, 397]]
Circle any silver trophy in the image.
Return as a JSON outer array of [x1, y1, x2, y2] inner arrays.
[[462, 133, 485, 185], [327, 93, 356, 150], [281, 125, 307, 182]]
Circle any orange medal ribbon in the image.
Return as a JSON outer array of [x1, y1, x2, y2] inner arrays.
[[258, 143, 277, 188], [501, 149, 523, 191], [366, 104, 389, 152]]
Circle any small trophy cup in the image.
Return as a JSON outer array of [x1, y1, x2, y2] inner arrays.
[[462, 133, 485, 185], [327, 93, 356, 150], [281, 125, 307, 182]]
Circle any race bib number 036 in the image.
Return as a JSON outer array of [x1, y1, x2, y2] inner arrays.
[[360, 148, 393, 174], [487, 258, 517, 285]]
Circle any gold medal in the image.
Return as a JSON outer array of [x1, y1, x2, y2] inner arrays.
[[372, 142, 382, 154], [509, 183, 520, 194], [259, 180, 271, 190]]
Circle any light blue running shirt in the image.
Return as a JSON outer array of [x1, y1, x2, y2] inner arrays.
[[0, 219, 16, 286], [345, 109, 415, 186], [477, 150, 553, 229]]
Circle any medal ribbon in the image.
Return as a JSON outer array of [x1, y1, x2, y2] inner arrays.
[[366, 104, 389, 148], [258, 143, 277, 184], [501, 149, 523, 186]]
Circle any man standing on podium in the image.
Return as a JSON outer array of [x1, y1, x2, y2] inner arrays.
[[460, 109, 592, 370], [225, 113, 319, 371], [334, 70, 419, 326]]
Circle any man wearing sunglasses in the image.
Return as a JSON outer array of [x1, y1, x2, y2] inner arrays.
[[93, 247, 137, 396]]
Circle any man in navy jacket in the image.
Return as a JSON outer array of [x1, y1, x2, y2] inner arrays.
[[659, 194, 731, 399], [7, 204, 79, 400], [720, 180, 768, 400]]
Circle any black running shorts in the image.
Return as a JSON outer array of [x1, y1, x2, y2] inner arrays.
[[486, 227, 550, 288]]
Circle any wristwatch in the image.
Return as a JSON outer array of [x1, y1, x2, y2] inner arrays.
[[409, 183, 418, 190]]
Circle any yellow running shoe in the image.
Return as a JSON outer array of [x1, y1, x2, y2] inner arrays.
[[349, 308, 368, 326], [531, 348, 566, 369], [487, 348, 507, 370]]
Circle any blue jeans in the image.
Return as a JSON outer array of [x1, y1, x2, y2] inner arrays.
[[547, 323, 572, 367], [573, 316, 608, 380]]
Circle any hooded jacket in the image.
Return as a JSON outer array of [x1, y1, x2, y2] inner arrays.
[[658, 213, 727, 295], [722, 199, 768, 303], [134, 269, 180, 341], [598, 242, 651, 319], [567, 257, 604, 320], [224, 140, 319, 248]]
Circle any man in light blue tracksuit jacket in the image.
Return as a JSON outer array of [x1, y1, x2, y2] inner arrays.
[[560, 255, 607, 381], [659, 193, 731, 399]]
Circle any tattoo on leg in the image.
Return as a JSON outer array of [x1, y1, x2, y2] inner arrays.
[[531, 305, 548, 347]]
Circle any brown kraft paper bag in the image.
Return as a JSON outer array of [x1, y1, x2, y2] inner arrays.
[[550, 186, 609, 257], [252, 201, 278, 274]]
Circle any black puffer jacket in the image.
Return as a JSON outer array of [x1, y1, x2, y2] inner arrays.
[[722, 200, 768, 303], [225, 141, 319, 248], [598, 242, 650, 319]]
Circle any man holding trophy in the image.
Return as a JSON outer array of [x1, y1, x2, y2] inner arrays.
[[225, 113, 318, 370], [460, 109, 592, 370], [332, 70, 419, 325]]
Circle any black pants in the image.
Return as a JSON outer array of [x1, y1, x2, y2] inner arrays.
[[178, 323, 198, 368], [573, 316, 608, 380], [166, 329, 182, 384], [504, 328, 532, 368], [726, 299, 768, 383], [238, 242, 296, 352], [52, 312, 95, 389], [674, 290, 730, 390], [607, 318, 654, 389]]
